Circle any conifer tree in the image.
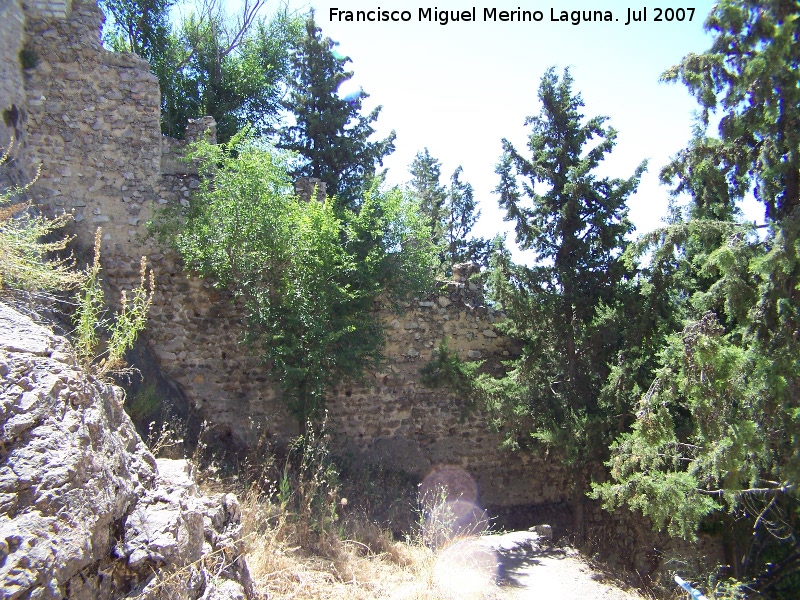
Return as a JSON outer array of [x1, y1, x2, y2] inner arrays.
[[594, 1, 800, 591], [278, 14, 396, 210], [482, 67, 645, 536], [408, 148, 447, 244], [444, 166, 491, 268], [408, 150, 491, 272]]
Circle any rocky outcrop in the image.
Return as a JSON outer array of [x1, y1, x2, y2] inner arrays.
[[0, 301, 255, 599]]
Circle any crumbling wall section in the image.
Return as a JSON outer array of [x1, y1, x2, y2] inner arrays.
[[22, 0, 161, 256], [0, 0, 28, 188]]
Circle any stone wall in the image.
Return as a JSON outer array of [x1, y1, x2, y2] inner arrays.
[[27, 0, 73, 19], [0, 0, 28, 188], [22, 0, 161, 256], [8, 0, 568, 513]]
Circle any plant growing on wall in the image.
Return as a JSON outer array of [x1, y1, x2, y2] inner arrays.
[[151, 133, 436, 428], [0, 145, 80, 293], [73, 229, 154, 379]]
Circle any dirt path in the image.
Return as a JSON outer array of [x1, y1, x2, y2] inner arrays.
[[428, 531, 645, 599]]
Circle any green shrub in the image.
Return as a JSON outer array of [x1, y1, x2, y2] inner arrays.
[[73, 228, 154, 379], [0, 143, 82, 293], [18, 46, 39, 70]]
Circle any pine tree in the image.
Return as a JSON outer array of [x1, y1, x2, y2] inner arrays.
[[278, 14, 396, 210], [408, 149, 491, 273], [482, 67, 645, 537], [594, 1, 800, 592], [444, 166, 491, 268], [408, 148, 447, 244]]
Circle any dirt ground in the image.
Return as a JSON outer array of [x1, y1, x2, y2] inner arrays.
[[429, 531, 646, 600]]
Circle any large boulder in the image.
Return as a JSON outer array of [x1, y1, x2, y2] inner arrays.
[[0, 302, 256, 599]]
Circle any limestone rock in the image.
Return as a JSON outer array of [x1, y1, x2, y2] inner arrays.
[[0, 302, 256, 599]]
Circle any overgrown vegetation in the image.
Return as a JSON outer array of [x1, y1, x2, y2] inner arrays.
[[99, 0, 302, 141], [73, 228, 154, 379], [93, 0, 800, 595], [589, 1, 800, 594], [151, 132, 437, 428], [0, 144, 80, 294], [407, 148, 493, 274], [277, 13, 396, 212], [0, 143, 153, 381]]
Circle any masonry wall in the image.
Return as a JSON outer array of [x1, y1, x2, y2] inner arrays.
[[0, 0, 28, 188]]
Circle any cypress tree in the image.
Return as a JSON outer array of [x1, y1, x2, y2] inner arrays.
[[595, 1, 800, 591], [483, 67, 645, 537], [278, 14, 396, 210], [408, 149, 491, 273]]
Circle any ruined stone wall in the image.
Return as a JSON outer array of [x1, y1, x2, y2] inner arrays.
[[22, 0, 161, 267], [325, 273, 568, 508], [8, 0, 564, 515], [0, 0, 28, 188]]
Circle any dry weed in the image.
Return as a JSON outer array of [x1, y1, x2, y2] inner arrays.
[[237, 484, 490, 600]]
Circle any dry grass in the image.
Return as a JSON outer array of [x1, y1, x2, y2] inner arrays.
[[238, 485, 502, 600]]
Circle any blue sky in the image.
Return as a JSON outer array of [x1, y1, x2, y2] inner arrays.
[[238, 1, 759, 249]]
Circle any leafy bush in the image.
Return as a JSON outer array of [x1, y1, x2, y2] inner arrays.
[[0, 143, 81, 293], [151, 132, 436, 427]]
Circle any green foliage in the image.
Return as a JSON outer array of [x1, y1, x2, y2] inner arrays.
[[597, 2, 800, 592], [277, 13, 396, 211], [125, 383, 161, 426], [151, 133, 436, 427], [279, 423, 342, 541], [419, 339, 483, 411], [480, 67, 645, 473], [99, 0, 301, 141], [18, 46, 39, 70], [662, 0, 800, 221], [407, 149, 492, 273], [73, 229, 154, 379], [0, 147, 81, 293], [99, 0, 175, 59]]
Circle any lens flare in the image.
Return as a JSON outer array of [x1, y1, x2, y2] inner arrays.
[[419, 466, 490, 547], [432, 537, 499, 600]]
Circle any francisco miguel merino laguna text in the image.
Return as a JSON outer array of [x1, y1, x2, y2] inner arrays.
[[330, 7, 697, 25]]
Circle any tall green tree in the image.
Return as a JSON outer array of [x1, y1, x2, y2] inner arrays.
[[481, 67, 645, 535], [594, 1, 800, 593], [175, 7, 301, 142], [408, 149, 491, 272], [100, 0, 300, 140], [444, 166, 492, 268], [151, 134, 436, 429], [278, 14, 396, 210], [408, 148, 447, 244]]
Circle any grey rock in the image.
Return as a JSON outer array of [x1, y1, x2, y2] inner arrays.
[[0, 302, 256, 599]]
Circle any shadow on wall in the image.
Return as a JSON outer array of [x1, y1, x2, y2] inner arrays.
[[121, 336, 202, 453]]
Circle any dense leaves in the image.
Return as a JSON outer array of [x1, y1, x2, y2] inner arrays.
[[479, 68, 645, 495], [151, 134, 436, 427], [593, 1, 800, 592], [278, 14, 396, 211], [407, 149, 492, 273], [100, 0, 300, 140]]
